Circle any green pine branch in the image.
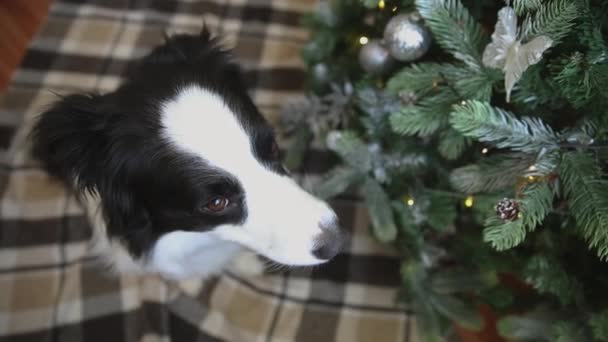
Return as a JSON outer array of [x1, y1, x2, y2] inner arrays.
[[552, 52, 595, 108], [552, 321, 587, 342], [513, 0, 543, 15], [450, 100, 559, 153], [498, 312, 556, 340], [439, 65, 499, 101], [429, 293, 483, 331], [483, 181, 555, 251], [301, 29, 337, 64], [387, 63, 447, 96], [450, 153, 536, 193], [590, 310, 608, 341], [560, 152, 608, 260], [521, 0, 579, 44], [524, 255, 582, 306], [364, 178, 398, 242], [388, 63, 498, 101], [391, 88, 459, 136], [438, 128, 470, 160], [426, 193, 457, 232], [416, 0, 486, 67]]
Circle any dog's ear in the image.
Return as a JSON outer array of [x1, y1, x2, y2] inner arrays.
[[32, 94, 155, 256], [32, 93, 110, 189]]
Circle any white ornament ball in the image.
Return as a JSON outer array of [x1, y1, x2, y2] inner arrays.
[[326, 131, 343, 150], [383, 13, 431, 62], [358, 39, 394, 74]]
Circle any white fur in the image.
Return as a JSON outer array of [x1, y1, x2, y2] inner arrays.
[[148, 231, 242, 279], [160, 86, 336, 267], [81, 85, 337, 280]]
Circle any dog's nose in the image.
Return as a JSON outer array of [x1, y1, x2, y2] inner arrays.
[[312, 219, 347, 260]]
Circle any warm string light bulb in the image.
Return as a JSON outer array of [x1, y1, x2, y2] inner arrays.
[[406, 197, 415, 206], [481, 148, 489, 154], [378, 0, 385, 9], [464, 196, 474, 208], [392, 6, 398, 12], [359, 36, 369, 45]]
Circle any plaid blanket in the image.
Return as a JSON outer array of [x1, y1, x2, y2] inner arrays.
[[0, 1, 418, 341]]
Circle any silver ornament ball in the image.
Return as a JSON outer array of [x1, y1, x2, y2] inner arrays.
[[358, 39, 394, 74], [383, 12, 431, 62], [312, 63, 330, 83]]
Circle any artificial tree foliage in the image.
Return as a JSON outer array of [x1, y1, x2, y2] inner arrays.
[[281, 0, 608, 340]]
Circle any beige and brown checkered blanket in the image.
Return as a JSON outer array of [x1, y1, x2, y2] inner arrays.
[[0, 1, 418, 341]]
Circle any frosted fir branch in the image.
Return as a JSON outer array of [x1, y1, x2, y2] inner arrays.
[[326, 130, 373, 172], [279, 83, 353, 137], [450, 100, 559, 153], [384, 152, 429, 169]]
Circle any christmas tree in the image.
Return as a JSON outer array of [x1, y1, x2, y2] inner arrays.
[[280, 0, 608, 341]]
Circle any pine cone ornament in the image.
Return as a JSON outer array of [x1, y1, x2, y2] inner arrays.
[[496, 198, 520, 221]]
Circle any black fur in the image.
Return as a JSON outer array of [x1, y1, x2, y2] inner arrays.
[[31, 28, 283, 257]]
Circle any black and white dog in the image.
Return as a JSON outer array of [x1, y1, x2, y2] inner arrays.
[[31, 29, 346, 279]]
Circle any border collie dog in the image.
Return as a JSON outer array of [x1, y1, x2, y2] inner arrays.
[[31, 29, 346, 280]]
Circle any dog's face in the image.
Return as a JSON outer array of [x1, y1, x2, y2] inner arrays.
[[33, 30, 346, 267]]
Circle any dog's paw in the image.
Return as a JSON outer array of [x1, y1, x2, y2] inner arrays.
[[228, 251, 265, 277]]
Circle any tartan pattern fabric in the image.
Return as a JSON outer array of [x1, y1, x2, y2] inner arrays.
[[0, 1, 418, 341]]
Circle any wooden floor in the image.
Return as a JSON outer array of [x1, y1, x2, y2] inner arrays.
[[0, 0, 53, 92]]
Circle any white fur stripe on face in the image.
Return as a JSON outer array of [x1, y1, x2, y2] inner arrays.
[[160, 85, 336, 266]]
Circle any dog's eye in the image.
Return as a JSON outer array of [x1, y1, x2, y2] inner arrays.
[[205, 196, 229, 213]]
